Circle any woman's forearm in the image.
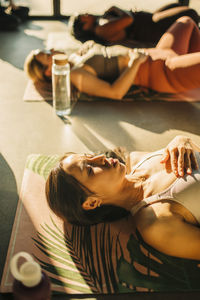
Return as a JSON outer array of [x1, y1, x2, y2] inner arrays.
[[95, 15, 133, 41], [110, 56, 146, 99], [104, 6, 132, 17], [165, 52, 200, 70], [153, 6, 190, 22], [70, 54, 147, 100]]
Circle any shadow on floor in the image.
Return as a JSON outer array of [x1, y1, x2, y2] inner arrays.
[[0, 154, 18, 279], [66, 101, 200, 153], [0, 21, 48, 69]]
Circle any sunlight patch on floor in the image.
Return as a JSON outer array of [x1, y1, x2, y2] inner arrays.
[[83, 124, 116, 150], [24, 21, 68, 41]]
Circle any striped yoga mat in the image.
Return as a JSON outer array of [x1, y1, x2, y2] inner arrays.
[[1, 154, 200, 295]]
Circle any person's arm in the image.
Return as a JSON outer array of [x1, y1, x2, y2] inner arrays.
[[152, 6, 191, 22], [129, 135, 200, 177], [94, 15, 133, 42], [135, 206, 200, 260], [103, 6, 133, 18], [70, 52, 147, 100], [165, 52, 200, 70], [160, 135, 200, 177]]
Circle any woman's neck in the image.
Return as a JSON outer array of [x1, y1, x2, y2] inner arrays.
[[104, 176, 145, 211]]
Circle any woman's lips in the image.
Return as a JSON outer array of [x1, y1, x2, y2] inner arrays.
[[113, 159, 119, 167], [108, 158, 119, 167]]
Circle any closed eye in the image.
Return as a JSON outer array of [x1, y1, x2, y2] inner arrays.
[[87, 166, 93, 176]]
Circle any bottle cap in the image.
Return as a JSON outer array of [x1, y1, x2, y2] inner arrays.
[[10, 252, 42, 287], [53, 54, 68, 66]]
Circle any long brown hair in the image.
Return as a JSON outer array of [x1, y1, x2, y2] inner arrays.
[[24, 50, 49, 83], [45, 151, 129, 225]]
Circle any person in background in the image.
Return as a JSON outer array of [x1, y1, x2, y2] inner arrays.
[[8, 0, 29, 21], [25, 16, 200, 100], [0, 0, 29, 30], [72, 3, 199, 45]]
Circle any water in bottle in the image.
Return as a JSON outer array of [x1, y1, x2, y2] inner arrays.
[[52, 53, 71, 116]]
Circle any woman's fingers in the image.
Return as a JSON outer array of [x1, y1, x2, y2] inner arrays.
[[170, 149, 178, 177], [175, 148, 198, 176], [185, 150, 192, 175], [160, 136, 200, 176], [172, 148, 195, 176], [190, 151, 199, 170], [185, 150, 199, 174], [177, 147, 185, 177]]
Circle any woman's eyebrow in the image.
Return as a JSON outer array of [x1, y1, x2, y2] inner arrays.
[[79, 160, 85, 173], [79, 154, 94, 173]]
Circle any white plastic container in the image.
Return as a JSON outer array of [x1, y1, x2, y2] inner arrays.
[[10, 252, 51, 300]]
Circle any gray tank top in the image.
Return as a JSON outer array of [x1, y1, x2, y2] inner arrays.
[[130, 150, 200, 224], [76, 45, 121, 83], [85, 54, 119, 83]]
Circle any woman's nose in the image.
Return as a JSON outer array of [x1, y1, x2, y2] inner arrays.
[[88, 155, 106, 165]]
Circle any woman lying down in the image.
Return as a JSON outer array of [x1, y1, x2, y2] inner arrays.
[[45, 135, 200, 260], [24, 16, 200, 101]]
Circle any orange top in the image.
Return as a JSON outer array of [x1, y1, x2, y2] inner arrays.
[[134, 57, 200, 94]]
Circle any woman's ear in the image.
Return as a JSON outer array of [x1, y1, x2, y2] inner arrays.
[[82, 196, 102, 210]]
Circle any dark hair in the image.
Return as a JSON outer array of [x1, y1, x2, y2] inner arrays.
[[72, 15, 107, 44], [45, 150, 129, 225]]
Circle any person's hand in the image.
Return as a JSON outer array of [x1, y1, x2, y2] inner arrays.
[[128, 49, 148, 67], [76, 40, 95, 56], [160, 135, 200, 177]]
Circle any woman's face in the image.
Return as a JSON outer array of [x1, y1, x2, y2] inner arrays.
[[34, 49, 64, 78], [79, 14, 96, 31], [61, 154, 126, 197]]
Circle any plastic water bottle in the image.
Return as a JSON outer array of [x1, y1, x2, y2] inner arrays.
[[52, 54, 71, 116], [10, 252, 51, 300]]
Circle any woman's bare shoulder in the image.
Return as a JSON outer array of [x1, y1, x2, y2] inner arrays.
[[134, 202, 181, 246], [135, 204, 200, 259]]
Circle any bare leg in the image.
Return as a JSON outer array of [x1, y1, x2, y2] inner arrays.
[[156, 16, 200, 54], [155, 17, 200, 70]]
